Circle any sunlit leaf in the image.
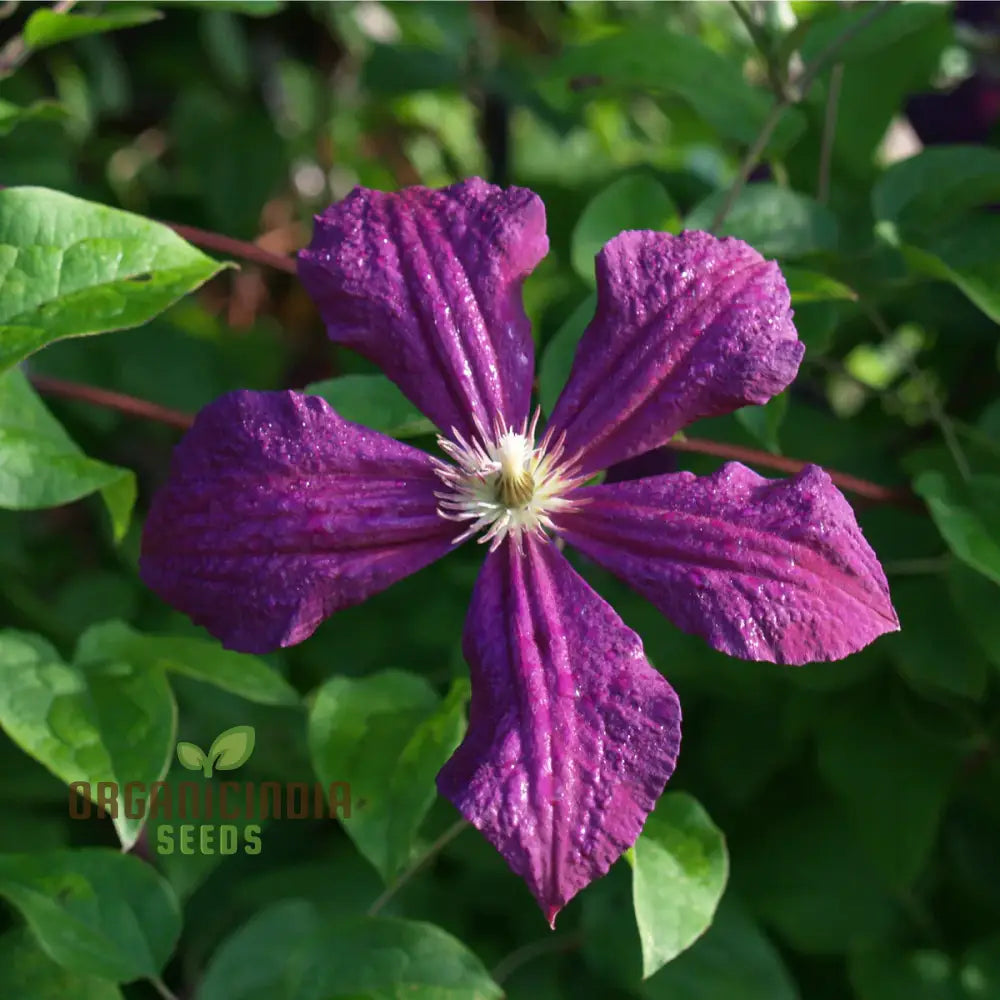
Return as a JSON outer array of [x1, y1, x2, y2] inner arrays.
[[685, 185, 838, 258], [74, 620, 299, 706], [23, 9, 162, 50], [0, 369, 135, 541], [914, 472, 1000, 586], [571, 174, 680, 283], [629, 792, 729, 979], [0, 630, 176, 851], [0, 187, 227, 373], [308, 670, 468, 884], [540, 29, 803, 154]]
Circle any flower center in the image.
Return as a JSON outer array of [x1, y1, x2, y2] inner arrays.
[[495, 433, 535, 506], [433, 409, 585, 551]]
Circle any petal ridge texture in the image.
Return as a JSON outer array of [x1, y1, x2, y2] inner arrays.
[[298, 178, 548, 444], [548, 230, 804, 477], [555, 462, 899, 664], [140, 390, 455, 653], [437, 535, 682, 924]]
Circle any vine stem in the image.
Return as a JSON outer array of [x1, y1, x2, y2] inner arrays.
[[665, 435, 920, 509], [491, 931, 584, 984], [164, 221, 297, 275], [150, 977, 180, 1000], [28, 374, 195, 430], [0, 0, 78, 79], [367, 818, 469, 916], [28, 374, 920, 509], [709, 0, 892, 231], [817, 61, 844, 203], [728, 0, 787, 100]]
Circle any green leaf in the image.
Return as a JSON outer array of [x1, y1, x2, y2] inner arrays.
[[157, 0, 285, 14], [0, 928, 123, 999], [571, 174, 680, 283], [198, 900, 502, 1000], [685, 185, 838, 258], [816, 693, 959, 886], [208, 724, 256, 772], [540, 29, 803, 155], [887, 576, 988, 701], [0, 187, 227, 373], [809, 7, 948, 181], [948, 562, 1000, 674], [308, 670, 468, 883], [175, 742, 205, 771], [737, 795, 897, 954], [0, 369, 136, 540], [0, 100, 69, 138], [0, 848, 180, 984], [0, 630, 177, 850], [798, 1, 947, 64], [74, 620, 299, 706], [897, 219, 1000, 325], [538, 294, 595, 417], [913, 472, 1000, 586], [383, 678, 469, 874], [23, 9, 162, 50], [305, 374, 435, 439], [872, 146, 1000, 231], [629, 792, 729, 979], [782, 267, 857, 304], [642, 899, 798, 1000], [793, 300, 843, 355], [735, 392, 788, 455]]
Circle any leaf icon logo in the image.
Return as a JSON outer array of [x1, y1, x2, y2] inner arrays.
[[176, 725, 255, 778]]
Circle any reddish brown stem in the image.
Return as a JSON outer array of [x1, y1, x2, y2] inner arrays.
[[668, 435, 921, 509], [163, 221, 298, 275], [30, 374, 194, 430], [28, 374, 920, 509]]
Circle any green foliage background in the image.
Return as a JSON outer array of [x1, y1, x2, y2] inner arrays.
[[0, 1, 999, 998]]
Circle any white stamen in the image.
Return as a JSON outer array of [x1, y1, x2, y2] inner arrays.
[[433, 407, 586, 551]]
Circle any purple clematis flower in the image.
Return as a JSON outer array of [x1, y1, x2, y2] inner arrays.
[[140, 178, 899, 924]]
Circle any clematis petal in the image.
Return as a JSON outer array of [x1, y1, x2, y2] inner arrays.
[[437, 535, 681, 925], [140, 390, 455, 654], [554, 463, 899, 665], [547, 230, 804, 477], [298, 178, 548, 443]]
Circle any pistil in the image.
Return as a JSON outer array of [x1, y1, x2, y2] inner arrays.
[[433, 408, 585, 551]]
